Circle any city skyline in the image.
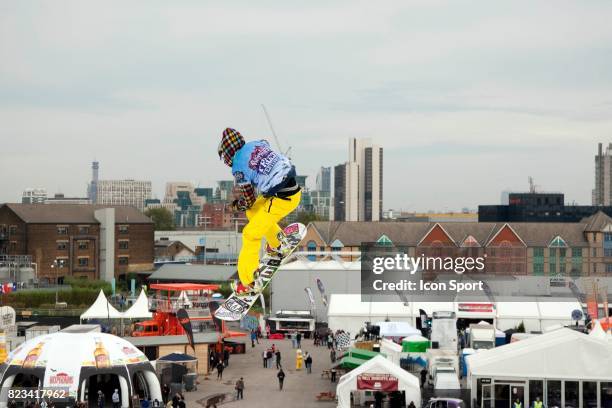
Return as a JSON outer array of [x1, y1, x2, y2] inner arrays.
[[2, 2, 612, 211]]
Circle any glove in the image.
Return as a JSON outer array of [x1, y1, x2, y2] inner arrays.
[[232, 198, 249, 212]]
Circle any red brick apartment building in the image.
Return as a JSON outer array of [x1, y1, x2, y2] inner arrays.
[[302, 211, 612, 277], [0, 204, 154, 282]]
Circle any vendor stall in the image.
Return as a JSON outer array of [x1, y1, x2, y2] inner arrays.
[[336, 355, 421, 408]]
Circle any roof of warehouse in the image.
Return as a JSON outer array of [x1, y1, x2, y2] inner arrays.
[[2, 203, 152, 224], [147, 264, 236, 282], [309, 215, 612, 247]]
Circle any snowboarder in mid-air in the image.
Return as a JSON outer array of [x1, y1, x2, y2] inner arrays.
[[217, 128, 302, 296]]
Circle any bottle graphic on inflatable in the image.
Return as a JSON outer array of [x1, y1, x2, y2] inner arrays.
[[94, 337, 110, 368], [22, 341, 44, 368]]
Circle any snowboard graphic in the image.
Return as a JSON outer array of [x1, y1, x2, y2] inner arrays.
[[214, 222, 306, 321]]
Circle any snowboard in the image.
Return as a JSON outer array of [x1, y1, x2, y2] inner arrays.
[[214, 222, 307, 321]]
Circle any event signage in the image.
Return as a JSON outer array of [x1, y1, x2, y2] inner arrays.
[[356, 373, 398, 392], [457, 303, 494, 313]]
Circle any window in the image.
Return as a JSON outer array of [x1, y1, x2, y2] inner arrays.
[[78, 257, 89, 267], [546, 380, 561, 408], [605, 232, 612, 242], [601, 382, 612, 408], [118, 257, 129, 266], [307, 241, 317, 261], [549, 248, 557, 275], [606, 264, 612, 273], [57, 241, 68, 250], [9, 242, 17, 252], [57, 226, 68, 235], [582, 382, 597, 408], [119, 225, 129, 234], [533, 263, 544, 275], [528, 380, 544, 408], [119, 240, 129, 250], [78, 241, 89, 250], [8, 225, 17, 235], [605, 248, 612, 257], [533, 247, 544, 257], [78, 226, 89, 234]]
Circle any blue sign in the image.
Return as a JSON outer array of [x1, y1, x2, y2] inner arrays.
[[199, 237, 206, 246], [571, 309, 583, 321]]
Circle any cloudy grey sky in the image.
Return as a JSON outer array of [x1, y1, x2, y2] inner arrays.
[[1, 1, 612, 211]]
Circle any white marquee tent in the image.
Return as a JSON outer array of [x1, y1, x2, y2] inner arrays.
[[375, 321, 421, 339], [336, 355, 421, 408], [80, 290, 123, 320], [121, 290, 153, 319], [468, 328, 612, 381]]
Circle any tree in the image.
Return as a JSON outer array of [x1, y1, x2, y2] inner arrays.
[[296, 211, 327, 226], [144, 208, 175, 231]]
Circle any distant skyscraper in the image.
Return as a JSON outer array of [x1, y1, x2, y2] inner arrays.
[[88, 161, 99, 204], [593, 142, 612, 205], [333, 138, 383, 221], [333, 162, 359, 221], [22, 188, 47, 204], [96, 180, 152, 211], [216, 180, 235, 202], [316, 167, 331, 193], [295, 175, 308, 189]]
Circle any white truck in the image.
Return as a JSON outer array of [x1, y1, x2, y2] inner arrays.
[[431, 311, 458, 350], [468, 324, 496, 350], [426, 349, 459, 387]]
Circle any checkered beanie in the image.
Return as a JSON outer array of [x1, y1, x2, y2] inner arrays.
[[218, 128, 245, 166]]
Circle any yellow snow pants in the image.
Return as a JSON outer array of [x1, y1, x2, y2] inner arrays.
[[237, 190, 301, 285]]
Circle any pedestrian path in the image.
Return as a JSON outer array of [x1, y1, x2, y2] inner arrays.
[[185, 337, 337, 408]]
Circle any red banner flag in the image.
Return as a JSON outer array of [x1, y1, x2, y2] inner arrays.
[[357, 374, 399, 392]]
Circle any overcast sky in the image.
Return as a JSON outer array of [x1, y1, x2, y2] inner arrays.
[[1, 1, 612, 211]]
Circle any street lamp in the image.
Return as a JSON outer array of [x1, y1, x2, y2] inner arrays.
[[50, 259, 65, 304]]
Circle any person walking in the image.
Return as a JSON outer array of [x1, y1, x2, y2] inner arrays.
[[235, 377, 245, 400], [97, 391, 105, 408], [250, 330, 257, 348], [111, 389, 120, 408], [296, 332, 302, 348], [262, 350, 268, 368], [305, 352, 313, 374], [295, 349, 303, 370], [330, 348, 336, 363], [277, 368, 286, 390], [290, 331, 296, 349], [209, 351, 217, 373], [266, 348, 273, 368], [223, 348, 230, 367], [216, 361, 224, 380], [275, 349, 282, 369]]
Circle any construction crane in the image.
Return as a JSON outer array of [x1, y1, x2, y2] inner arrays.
[[261, 104, 292, 159]]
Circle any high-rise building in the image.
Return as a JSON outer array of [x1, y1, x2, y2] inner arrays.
[[593, 142, 612, 206], [22, 188, 47, 204], [96, 180, 152, 211], [316, 167, 331, 193], [333, 162, 359, 221], [216, 180, 235, 202], [333, 138, 383, 221], [88, 161, 99, 204]]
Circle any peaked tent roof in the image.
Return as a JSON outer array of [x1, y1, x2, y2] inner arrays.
[[336, 355, 420, 408], [80, 290, 123, 320], [122, 290, 153, 319], [467, 328, 612, 381]]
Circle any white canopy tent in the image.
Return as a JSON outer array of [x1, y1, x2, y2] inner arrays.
[[80, 289, 123, 321], [375, 321, 421, 338], [121, 290, 153, 319], [336, 355, 421, 408], [468, 328, 612, 381], [379, 338, 402, 366]]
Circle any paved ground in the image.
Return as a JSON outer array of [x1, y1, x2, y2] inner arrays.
[[184, 337, 337, 407]]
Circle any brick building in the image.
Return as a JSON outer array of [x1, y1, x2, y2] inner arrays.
[[0, 204, 154, 283], [301, 211, 612, 277]]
